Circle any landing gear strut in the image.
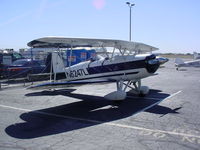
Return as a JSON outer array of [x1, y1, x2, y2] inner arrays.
[[104, 80, 127, 101], [104, 79, 149, 101], [125, 80, 149, 97]]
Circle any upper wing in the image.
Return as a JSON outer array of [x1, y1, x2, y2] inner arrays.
[[27, 37, 158, 52], [27, 79, 115, 90]]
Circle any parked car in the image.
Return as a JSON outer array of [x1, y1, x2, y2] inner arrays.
[[3, 59, 46, 79], [0, 63, 8, 79], [0, 52, 24, 65]]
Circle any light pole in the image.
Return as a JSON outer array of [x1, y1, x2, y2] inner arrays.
[[126, 2, 135, 41]]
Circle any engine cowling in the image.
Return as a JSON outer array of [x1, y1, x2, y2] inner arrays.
[[145, 54, 160, 73]]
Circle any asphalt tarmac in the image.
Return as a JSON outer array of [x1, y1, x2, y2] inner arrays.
[[0, 58, 200, 150]]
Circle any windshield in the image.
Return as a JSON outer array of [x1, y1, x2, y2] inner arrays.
[[13, 53, 23, 59]]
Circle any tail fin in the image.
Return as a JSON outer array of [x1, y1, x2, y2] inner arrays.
[[52, 52, 65, 73], [193, 52, 200, 60], [175, 58, 184, 65]]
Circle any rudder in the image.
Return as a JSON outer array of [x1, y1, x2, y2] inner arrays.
[[52, 52, 65, 73]]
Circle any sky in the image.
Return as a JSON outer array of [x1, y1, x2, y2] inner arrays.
[[0, 0, 200, 53]]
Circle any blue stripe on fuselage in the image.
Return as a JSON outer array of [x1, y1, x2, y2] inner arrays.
[[87, 60, 146, 74]]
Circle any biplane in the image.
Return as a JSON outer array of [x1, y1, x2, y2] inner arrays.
[[27, 37, 166, 100]]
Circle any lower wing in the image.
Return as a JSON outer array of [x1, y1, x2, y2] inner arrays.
[[27, 79, 115, 90]]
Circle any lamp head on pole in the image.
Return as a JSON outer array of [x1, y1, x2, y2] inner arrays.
[[126, 2, 135, 7]]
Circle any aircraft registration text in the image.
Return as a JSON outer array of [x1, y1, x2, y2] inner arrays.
[[66, 69, 89, 78]]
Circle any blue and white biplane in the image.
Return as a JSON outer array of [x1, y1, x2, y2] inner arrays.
[[27, 37, 166, 101]]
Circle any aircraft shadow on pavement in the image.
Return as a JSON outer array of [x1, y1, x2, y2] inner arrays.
[[6, 89, 181, 139]]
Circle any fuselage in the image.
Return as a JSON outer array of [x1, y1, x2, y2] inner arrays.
[[54, 54, 160, 82]]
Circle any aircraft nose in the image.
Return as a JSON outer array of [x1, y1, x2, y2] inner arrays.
[[157, 57, 169, 65], [145, 54, 160, 73]]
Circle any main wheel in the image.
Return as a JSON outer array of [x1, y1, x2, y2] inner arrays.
[[139, 86, 149, 97]]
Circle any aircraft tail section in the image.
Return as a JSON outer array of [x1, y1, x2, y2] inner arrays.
[[52, 52, 65, 73], [175, 58, 184, 65], [194, 52, 200, 60]]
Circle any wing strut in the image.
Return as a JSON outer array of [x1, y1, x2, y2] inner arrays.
[[69, 44, 73, 67]]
